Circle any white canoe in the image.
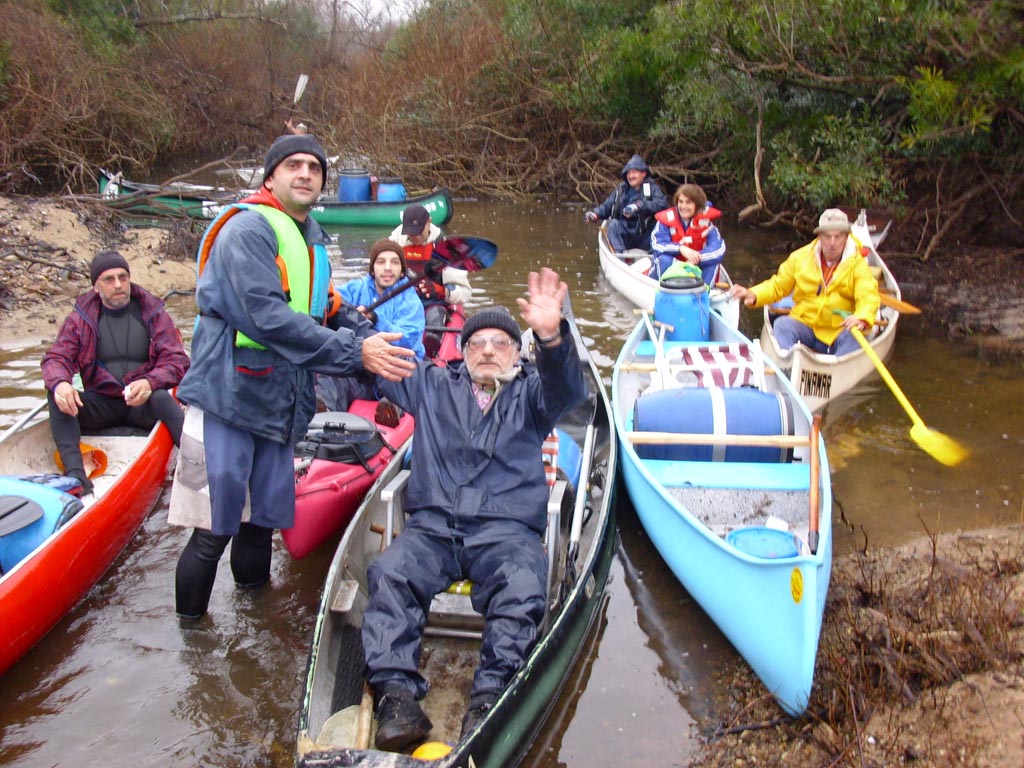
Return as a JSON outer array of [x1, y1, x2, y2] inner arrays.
[[597, 224, 740, 330], [759, 210, 902, 413]]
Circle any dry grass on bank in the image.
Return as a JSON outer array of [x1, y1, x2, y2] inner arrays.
[[696, 528, 1024, 767]]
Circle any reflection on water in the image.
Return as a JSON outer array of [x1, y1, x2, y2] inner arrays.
[[0, 201, 1021, 767]]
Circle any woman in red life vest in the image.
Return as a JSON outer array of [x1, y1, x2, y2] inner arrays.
[[650, 183, 727, 285]]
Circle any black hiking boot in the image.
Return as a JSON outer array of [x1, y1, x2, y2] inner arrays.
[[459, 691, 498, 741], [374, 687, 432, 752]]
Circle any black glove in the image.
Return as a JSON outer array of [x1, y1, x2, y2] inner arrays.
[[622, 203, 640, 218], [416, 277, 444, 302], [424, 257, 446, 284]]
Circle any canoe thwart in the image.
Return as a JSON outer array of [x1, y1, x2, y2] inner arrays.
[[624, 430, 810, 449], [618, 361, 776, 375]]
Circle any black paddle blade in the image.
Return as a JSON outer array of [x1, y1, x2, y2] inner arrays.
[[432, 236, 498, 272]]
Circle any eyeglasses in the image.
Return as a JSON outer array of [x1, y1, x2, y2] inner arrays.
[[465, 335, 516, 352]]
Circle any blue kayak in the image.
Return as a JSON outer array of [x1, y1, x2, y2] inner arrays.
[[0, 477, 83, 575]]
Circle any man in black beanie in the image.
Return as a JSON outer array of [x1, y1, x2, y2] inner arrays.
[[41, 250, 190, 495], [360, 268, 588, 752], [168, 134, 416, 622]]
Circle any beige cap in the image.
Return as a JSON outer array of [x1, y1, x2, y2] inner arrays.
[[813, 208, 851, 234]]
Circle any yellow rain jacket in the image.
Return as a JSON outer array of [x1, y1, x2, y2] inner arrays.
[[750, 235, 880, 345]]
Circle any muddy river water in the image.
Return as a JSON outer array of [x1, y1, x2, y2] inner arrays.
[[0, 201, 1020, 767]]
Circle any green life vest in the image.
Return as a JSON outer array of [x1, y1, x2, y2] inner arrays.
[[197, 203, 330, 350]]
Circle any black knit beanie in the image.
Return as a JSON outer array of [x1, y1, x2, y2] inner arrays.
[[262, 134, 329, 184], [90, 250, 130, 285], [461, 307, 522, 348]]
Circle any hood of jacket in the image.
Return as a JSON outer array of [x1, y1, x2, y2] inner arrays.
[[620, 154, 651, 181]]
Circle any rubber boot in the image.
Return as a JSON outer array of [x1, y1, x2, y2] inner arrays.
[[230, 522, 273, 589], [175, 528, 230, 619], [374, 684, 433, 752]]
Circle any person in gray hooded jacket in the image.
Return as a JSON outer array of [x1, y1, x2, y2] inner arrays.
[[584, 153, 669, 252]]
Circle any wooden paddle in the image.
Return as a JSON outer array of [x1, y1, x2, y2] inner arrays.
[[848, 326, 968, 466], [293, 74, 309, 105], [808, 415, 821, 555], [284, 74, 310, 134]]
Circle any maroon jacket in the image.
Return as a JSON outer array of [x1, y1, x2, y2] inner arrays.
[[41, 284, 189, 398]]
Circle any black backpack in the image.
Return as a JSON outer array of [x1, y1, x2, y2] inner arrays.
[[295, 411, 389, 473]]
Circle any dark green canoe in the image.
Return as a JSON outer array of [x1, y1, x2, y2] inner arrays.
[[295, 299, 617, 768], [98, 170, 454, 228]]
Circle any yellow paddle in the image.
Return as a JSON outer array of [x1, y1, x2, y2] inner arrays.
[[878, 291, 922, 315], [847, 325, 968, 466]]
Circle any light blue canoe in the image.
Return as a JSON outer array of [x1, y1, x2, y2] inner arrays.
[[611, 295, 833, 716]]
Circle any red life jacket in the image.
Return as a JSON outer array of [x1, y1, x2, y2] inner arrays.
[[402, 241, 445, 302], [654, 205, 722, 252]]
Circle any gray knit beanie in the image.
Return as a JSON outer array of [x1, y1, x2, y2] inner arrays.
[[90, 250, 130, 284]]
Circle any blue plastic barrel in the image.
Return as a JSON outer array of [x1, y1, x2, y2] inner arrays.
[[653, 276, 709, 341], [726, 527, 800, 559], [337, 169, 372, 202], [376, 177, 407, 202], [632, 387, 794, 463]]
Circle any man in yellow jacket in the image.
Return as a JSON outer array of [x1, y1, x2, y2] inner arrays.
[[730, 208, 880, 356]]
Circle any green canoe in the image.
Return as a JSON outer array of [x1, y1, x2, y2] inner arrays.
[[97, 170, 454, 229]]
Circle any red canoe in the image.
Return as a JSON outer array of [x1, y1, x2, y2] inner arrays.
[[0, 417, 174, 676]]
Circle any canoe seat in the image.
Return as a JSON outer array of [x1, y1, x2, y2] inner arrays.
[[658, 342, 765, 390], [380, 468, 568, 640], [643, 458, 810, 491]]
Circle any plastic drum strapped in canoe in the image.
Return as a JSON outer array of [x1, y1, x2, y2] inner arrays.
[[375, 177, 407, 202], [654, 273, 710, 341], [337, 169, 372, 202], [632, 387, 796, 463]]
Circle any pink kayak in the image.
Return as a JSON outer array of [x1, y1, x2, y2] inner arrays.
[[284, 399, 414, 559]]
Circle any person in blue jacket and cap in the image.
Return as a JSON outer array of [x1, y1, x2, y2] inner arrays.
[[361, 268, 588, 753]]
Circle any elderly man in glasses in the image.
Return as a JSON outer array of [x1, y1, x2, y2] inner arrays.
[[360, 268, 587, 753]]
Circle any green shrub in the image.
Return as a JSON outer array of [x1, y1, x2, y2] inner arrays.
[[768, 114, 903, 210]]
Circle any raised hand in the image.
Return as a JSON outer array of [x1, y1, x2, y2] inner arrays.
[[516, 267, 566, 341]]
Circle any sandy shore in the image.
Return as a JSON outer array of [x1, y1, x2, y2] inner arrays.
[[0, 195, 195, 348]]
